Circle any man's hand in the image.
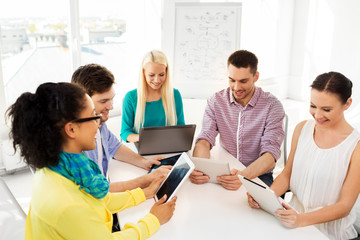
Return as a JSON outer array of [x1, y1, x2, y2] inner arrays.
[[141, 156, 164, 170], [216, 169, 242, 190], [189, 170, 210, 184]]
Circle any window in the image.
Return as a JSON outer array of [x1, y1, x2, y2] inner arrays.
[[0, 0, 70, 105], [79, 0, 129, 112], [0, 0, 160, 113]]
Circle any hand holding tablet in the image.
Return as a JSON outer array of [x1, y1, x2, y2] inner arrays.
[[155, 152, 195, 202], [191, 157, 231, 183], [239, 176, 284, 215], [148, 154, 181, 173]]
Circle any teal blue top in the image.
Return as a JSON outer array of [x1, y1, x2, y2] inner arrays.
[[120, 88, 185, 141]]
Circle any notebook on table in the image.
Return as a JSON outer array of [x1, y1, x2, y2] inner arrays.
[[134, 124, 196, 155]]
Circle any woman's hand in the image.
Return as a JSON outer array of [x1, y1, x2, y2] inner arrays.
[[142, 176, 165, 199], [150, 195, 177, 225], [247, 192, 260, 208], [126, 133, 140, 143], [149, 165, 171, 179], [275, 203, 302, 228]]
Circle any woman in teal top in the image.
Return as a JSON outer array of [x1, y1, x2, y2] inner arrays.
[[121, 50, 185, 142]]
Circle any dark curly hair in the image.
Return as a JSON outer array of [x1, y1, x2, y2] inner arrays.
[[6, 82, 87, 169], [71, 63, 115, 97], [310, 72, 352, 104]]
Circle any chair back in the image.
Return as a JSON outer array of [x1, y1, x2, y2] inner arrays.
[[283, 114, 288, 165]]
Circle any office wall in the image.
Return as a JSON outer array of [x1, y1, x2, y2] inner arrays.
[[162, 0, 360, 122], [0, 57, 5, 126], [121, 0, 163, 92], [0, 56, 6, 170], [162, 0, 295, 99], [289, 0, 360, 120]]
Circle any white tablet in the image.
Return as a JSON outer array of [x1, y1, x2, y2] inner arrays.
[[239, 176, 284, 215], [191, 157, 231, 183], [155, 152, 195, 202]]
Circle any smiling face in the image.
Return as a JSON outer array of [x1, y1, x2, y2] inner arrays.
[[143, 62, 167, 91], [90, 86, 115, 122], [310, 89, 351, 128], [228, 64, 259, 106], [75, 95, 100, 151]]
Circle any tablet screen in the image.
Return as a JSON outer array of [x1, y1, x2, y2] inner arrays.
[[156, 153, 193, 201], [148, 154, 181, 173]]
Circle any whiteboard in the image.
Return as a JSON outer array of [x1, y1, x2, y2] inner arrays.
[[174, 2, 242, 99]]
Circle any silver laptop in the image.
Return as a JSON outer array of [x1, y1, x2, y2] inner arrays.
[[135, 124, 196, 155]]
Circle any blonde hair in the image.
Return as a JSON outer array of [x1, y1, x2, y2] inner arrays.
[[134, 50, 177, 132]]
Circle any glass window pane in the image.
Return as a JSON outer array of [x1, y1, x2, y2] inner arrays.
[[0, 0, 71, 105], [79, 0, 129, 113]]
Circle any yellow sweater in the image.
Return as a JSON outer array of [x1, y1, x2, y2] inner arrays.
[[25, 168, 160, 239]]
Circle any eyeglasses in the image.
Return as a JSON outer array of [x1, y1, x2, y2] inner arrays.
[[72, 114, 101, 125]]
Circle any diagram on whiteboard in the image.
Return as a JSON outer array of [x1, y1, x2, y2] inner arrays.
[[174, 3, 241, 86]]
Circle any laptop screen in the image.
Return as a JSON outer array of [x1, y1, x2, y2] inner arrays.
[[136, 124, 196, 155]]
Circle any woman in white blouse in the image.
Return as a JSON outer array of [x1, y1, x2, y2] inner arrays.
[[248, 72, 360, 240]]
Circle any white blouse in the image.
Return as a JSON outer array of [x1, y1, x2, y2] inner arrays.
[[290, 120, 360, 240]]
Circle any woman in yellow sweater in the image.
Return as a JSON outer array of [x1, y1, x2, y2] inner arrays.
[[6, 82, 177, 239]]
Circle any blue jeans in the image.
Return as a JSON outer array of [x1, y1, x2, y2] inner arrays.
[[258, 172, 273, 187]]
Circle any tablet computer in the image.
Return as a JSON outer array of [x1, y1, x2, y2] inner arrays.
[[239, 176, 284, 215], [191, 157, 231, 183], [155, 152, 195, 202], [148, 154, 181, 173]]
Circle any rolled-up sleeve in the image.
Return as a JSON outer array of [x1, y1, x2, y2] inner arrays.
[[121, 213, 160, 239], [259, 98, 285, 161], [196, 96, 219, 148]]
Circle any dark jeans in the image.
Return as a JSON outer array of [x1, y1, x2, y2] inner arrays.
[[112, 213, 121, 232], [258, 172, 273, 187]]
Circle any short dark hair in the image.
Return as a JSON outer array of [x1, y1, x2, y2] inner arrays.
[[71, 64, 115, 96], [6, 82, 87, 169], [310, 72, 352, 104], [227, 50, 258, 75]]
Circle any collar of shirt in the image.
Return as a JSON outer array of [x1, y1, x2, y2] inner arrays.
[[228, 87, 261, 109]]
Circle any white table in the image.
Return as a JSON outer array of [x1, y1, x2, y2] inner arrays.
[[108, 146, 328, 240]]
